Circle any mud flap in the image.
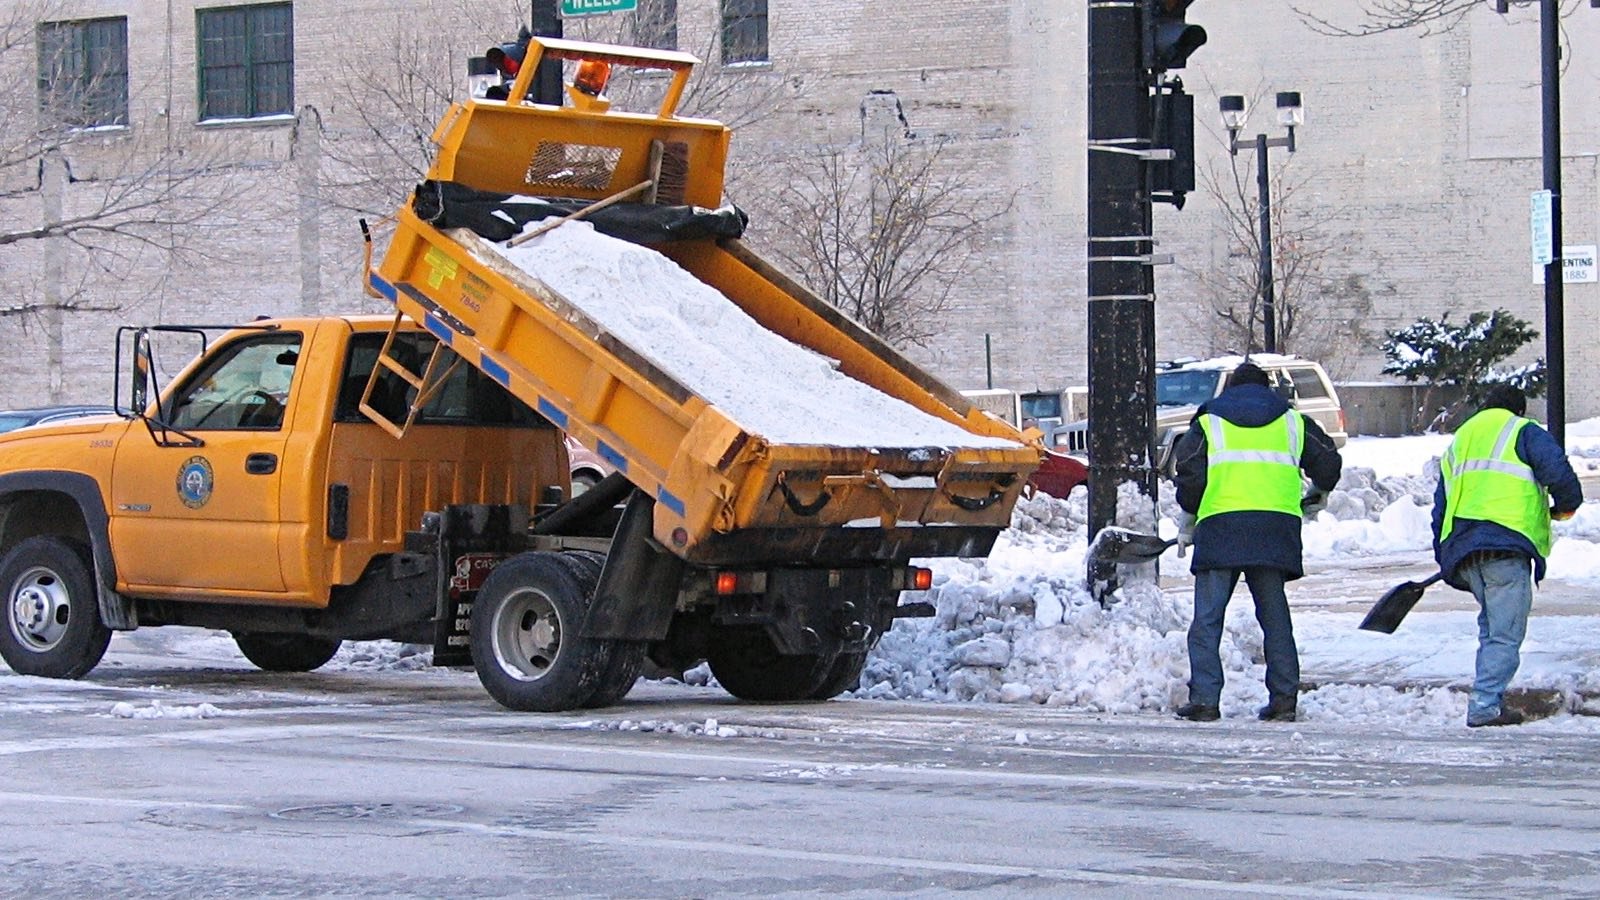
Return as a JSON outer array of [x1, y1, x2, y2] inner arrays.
[[582, 492, 684, 641]]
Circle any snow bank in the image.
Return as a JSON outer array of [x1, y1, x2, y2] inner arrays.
[[251, 430, 1589, 729], [480, 223, 1018, 450]]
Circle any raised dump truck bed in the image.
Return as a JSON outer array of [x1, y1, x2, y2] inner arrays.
[[368, 38, 1037, 568]]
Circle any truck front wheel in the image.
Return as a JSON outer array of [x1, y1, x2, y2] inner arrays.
[[470, 551, 607, 712], [232, 632, 342, 672], [0, 536, 111, 679]]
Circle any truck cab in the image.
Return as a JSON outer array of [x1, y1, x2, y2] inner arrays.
[[0, 316, 561, 675]]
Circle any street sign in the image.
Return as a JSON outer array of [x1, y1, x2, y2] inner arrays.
[[1532, 245, 1599, 285], [1531, 190, 1554, 267], [561, 0, 637, 15]]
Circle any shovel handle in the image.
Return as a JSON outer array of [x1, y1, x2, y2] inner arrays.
[[506, 179, 654, 247]]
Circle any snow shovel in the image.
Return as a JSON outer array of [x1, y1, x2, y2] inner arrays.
[[1085, 527, 1176, 567], [1359, 572, 1445, 634]]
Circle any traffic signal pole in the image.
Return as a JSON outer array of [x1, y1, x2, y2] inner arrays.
[[533, 0, 564, 105], [1086, 0, 1158, 599]]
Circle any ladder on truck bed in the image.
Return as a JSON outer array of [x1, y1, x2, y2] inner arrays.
[[357, 311, 464, 439]]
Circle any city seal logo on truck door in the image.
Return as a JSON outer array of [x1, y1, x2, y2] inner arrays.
[[176, 456, 214, 509]]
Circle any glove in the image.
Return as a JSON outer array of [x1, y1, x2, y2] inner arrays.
[[1301, 491, 1328, 520], [1175, 513, 1196, 559]]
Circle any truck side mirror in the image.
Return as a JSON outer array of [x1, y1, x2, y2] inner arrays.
[[130, 331, 152, 415]]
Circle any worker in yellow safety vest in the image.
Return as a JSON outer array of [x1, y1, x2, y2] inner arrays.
[[1170, 362, 1343, 723], [1431, 384, 1581, 728]]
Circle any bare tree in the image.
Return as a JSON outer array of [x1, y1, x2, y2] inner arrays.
[[317, 24, 476, 219], [1295, 0, 1588, 36], [744, 135, 1011, 349], [1183, 147, 1377, 372], [1, 1, 241, 320]]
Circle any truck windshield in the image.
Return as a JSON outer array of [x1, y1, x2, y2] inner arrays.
[[1155, 370, 1220, 407]]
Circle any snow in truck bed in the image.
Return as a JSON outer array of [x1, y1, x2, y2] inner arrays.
[[480, 222, 1021, 450]]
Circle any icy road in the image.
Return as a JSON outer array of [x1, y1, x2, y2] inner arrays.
[[4, 630, 1600, 899]]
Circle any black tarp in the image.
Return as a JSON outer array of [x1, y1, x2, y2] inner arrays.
[[411, 179, 748, 245]]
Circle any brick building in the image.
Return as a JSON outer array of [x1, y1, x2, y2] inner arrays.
[[3, 0, 1596, 421]]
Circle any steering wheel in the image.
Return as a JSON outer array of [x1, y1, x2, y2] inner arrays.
[[234, 389, 285, 428]]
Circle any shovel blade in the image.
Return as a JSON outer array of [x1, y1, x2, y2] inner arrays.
[[1086, 528, 1176, 566], [1359, 581, 1428, 634]]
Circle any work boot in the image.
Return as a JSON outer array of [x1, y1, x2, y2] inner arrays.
[[1467, 708, 1525, 728], [1175, 702, 1220, 722], [1257, 695, 1298, 722]]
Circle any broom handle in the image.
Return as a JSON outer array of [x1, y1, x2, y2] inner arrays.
[[506, 179, 654, 248]]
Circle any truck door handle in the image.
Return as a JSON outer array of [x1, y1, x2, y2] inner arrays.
[[245, 453, 278, 475]]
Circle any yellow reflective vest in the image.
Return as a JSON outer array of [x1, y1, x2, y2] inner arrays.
[[1196, 412, 1306, 521], [1439, 408, 1552, 557]]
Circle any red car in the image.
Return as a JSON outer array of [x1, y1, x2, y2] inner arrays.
[[1028, 448, 1088, 499], [564, 434, 615, 495]]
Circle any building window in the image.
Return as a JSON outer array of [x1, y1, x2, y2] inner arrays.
[[720, 0, 767, 64], [632, 0, 678, 51], [37, 17, 129, 128], [197, 3, 294, 120]]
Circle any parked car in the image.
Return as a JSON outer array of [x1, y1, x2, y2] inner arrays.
[[564, 434, 615, 495], [1029, 448, 1089, 499], [1049, 354, 1347, 475], [0, 405, 117, 434]]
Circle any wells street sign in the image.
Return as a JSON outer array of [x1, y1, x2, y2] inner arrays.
[[562, 0, 637, 15]]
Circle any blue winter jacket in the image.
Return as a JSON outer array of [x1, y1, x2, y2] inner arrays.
[[1173, 383, 1344, 579], [1430, 414, 1583, 588]]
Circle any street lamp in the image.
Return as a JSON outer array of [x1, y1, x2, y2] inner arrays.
[[1220, 91, 1303, 354]]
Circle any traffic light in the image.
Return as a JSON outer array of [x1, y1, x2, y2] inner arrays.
[[1145, 0, 1207, 72], [1150, 81, 1195, 208], [485, 26, 531, 80]]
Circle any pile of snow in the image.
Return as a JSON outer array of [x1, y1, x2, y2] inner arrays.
[[478, 223, 1018, 450], [854, 430, 1600, 724], [108, 700, 225, 719], [304, 433, 1594, 726]]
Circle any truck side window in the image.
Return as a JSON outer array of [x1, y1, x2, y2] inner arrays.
[[334, 333, 550, 429], [167, 333, 302, 431]]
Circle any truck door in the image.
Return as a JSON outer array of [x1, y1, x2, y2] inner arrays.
[[109, 331, 302, 596]]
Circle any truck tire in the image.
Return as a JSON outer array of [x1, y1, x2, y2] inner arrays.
[[470, 551, 608, 712], [707, 625, 833, 702], [554, 550, 643, 709], [808, 651, 867, 700], [0, 536, 111, 679], [232, 632, 342, 672]]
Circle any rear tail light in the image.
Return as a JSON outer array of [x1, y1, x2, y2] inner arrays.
[[892, 566, 934, 591], [712, 570, 768, 596]]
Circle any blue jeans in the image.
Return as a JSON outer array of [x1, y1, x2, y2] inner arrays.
[[1187, 567, 1299, 706], [1461, 554, 1534, 723]]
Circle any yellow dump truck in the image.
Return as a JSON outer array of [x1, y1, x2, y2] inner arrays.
[[0, 39, 1036, 711]]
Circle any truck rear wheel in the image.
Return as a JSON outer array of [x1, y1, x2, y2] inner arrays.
[[232, 632, 342, 672], [809, 651, 867, 700], [707, 625, 833, 702], [557, 549, 644, 710], [470, 551, 608, 712], [0, 536, 111, 679]]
